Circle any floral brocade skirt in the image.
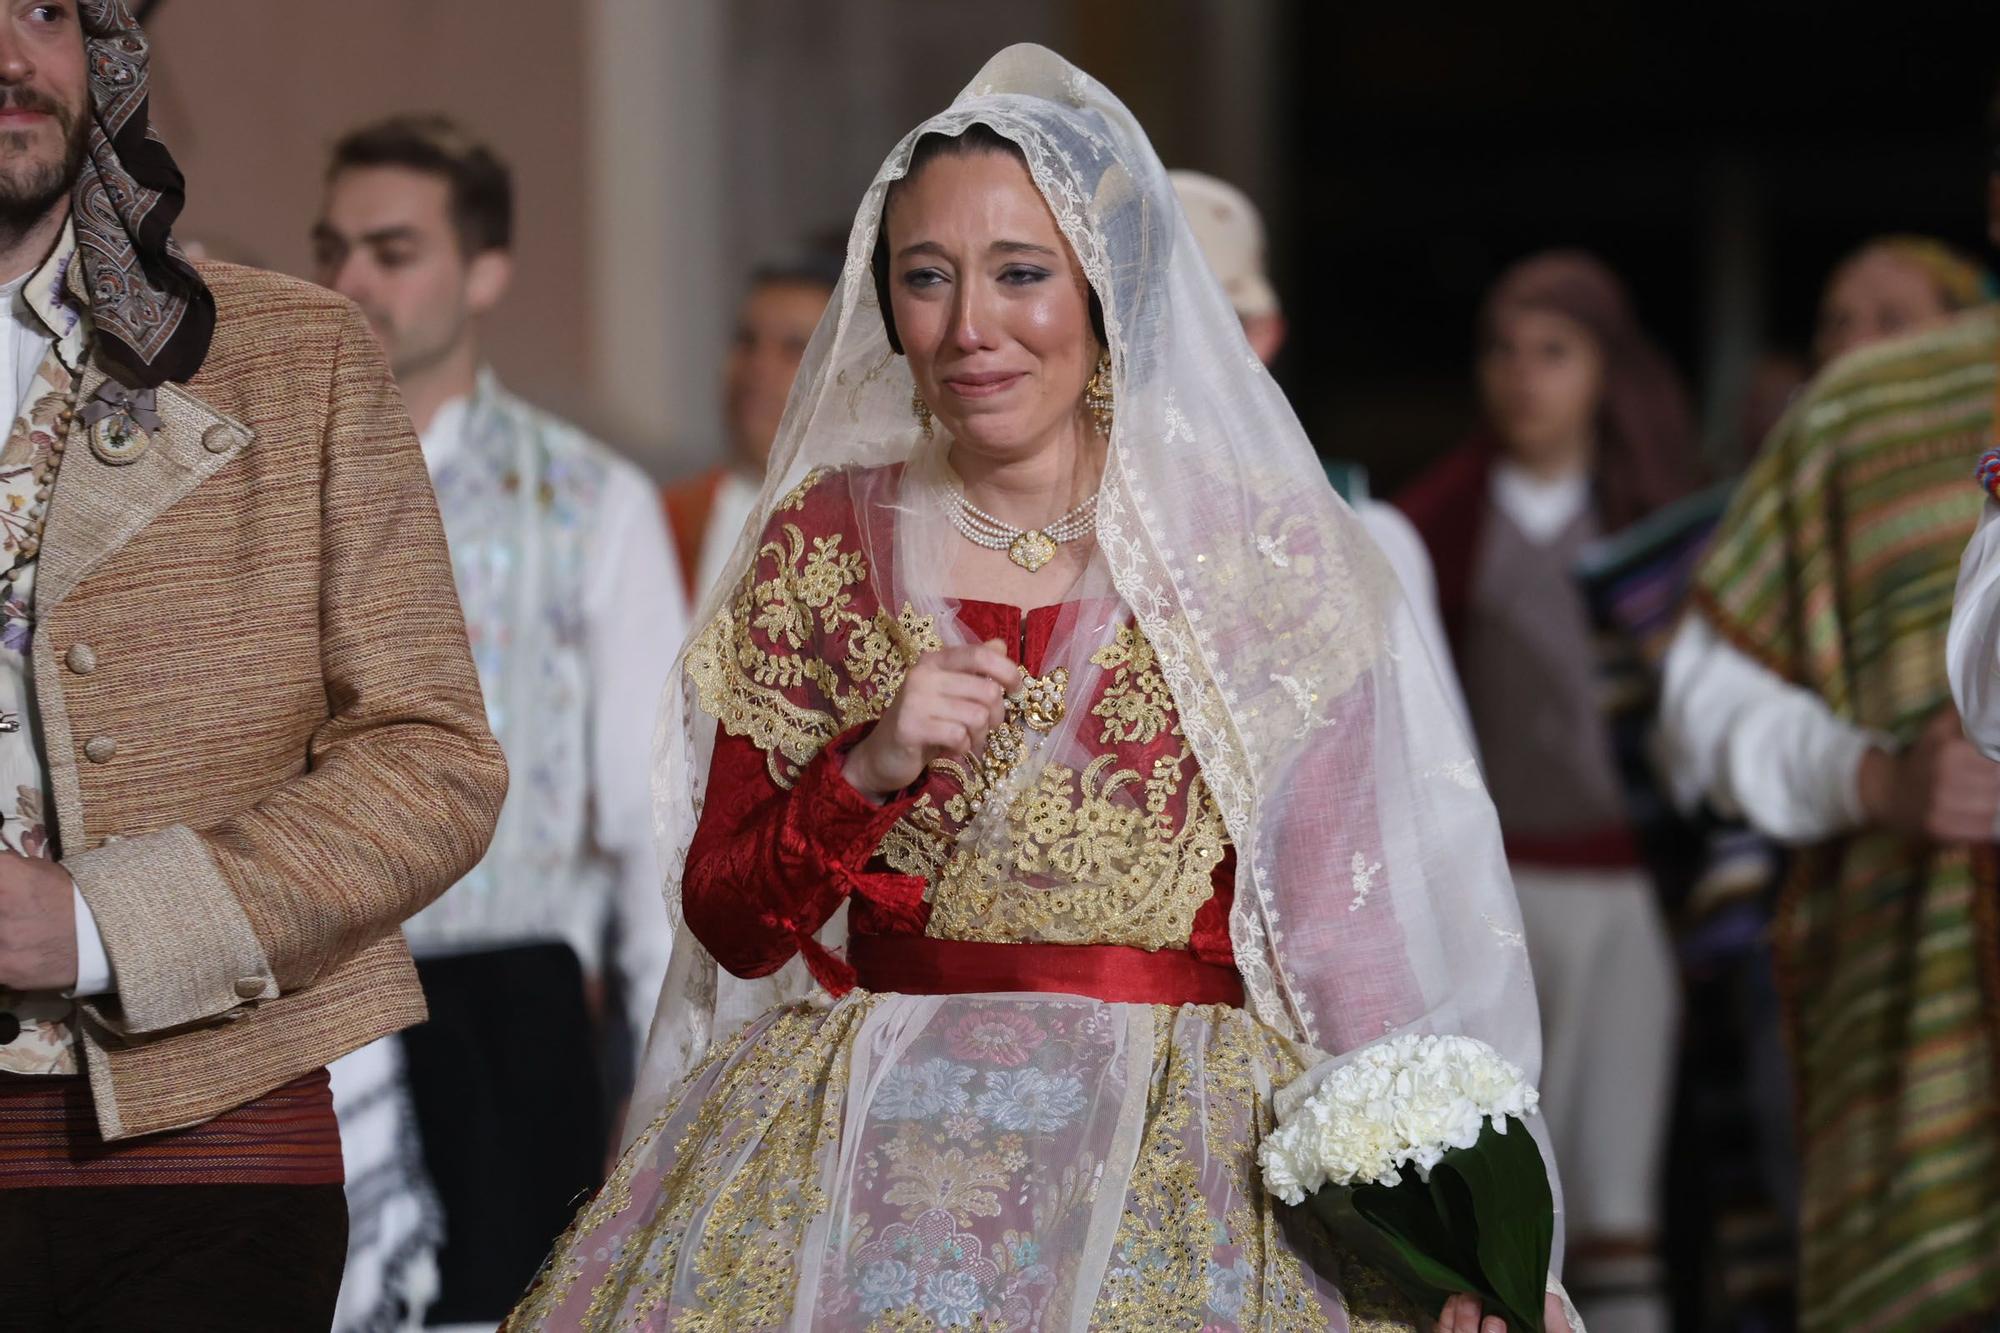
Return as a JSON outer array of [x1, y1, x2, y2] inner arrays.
[[505, 991, 1421, 1332]]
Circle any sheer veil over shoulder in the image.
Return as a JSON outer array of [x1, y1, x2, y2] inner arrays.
[[582, 40, 1562, 1328]]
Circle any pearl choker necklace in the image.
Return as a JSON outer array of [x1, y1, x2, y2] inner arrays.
[[945, 490, 1098, 572]]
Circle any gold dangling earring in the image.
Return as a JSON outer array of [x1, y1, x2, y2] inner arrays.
[[911, 383, 934, 439], [1083, 350, 1114, 435]]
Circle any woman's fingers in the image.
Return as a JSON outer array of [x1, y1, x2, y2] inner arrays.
[[1436, 1294, 1480, 1333], [918, 719, 975, 758], [927, 642, 1019, 685], [969, 640, 1027, 691], [1438, 1295, 1500, 1333], [914, 700, 991, 754], [942, 698, 996, 752], [934, 670, 1009, 706]]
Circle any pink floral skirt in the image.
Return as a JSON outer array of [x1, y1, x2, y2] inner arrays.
[[506, 991, 1419, 1331]]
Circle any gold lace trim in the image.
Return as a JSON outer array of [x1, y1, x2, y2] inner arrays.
[[686, 468, 940, 787], [900, 626, 1228, 950], [504, 1002, 870, 1329]]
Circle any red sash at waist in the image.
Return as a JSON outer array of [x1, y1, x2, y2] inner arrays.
[[849, 933, 1244, 1007]]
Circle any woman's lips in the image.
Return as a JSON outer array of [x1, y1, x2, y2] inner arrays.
[[942, 371, 1025, 399]]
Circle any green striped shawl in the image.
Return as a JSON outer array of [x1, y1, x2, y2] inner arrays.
[[1694, 306, 2000, 1333]]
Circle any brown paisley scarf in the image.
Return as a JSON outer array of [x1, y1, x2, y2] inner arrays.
[[72, 0, 212, 387]]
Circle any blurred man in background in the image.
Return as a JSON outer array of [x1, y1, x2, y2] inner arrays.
[[314, 115, 685, 1329], [663, 255, 839, 605], [1659, 83, 2000, 1333]]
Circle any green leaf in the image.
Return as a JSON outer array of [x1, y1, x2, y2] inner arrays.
[[1299, 1118, 1556, 1331], [1305, 1187, 1459, 1320], [1353, 1163, 1484, 1286], [1431, 1117, 1554, 1333]]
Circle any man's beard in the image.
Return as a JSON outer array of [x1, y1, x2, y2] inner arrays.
[[0, 88, 88, 243]]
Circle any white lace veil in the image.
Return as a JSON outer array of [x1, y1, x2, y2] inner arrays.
[[630, 41, 1557, 1263]]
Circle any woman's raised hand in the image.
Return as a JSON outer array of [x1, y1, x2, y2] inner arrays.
[[844, 639, 1018, 798]]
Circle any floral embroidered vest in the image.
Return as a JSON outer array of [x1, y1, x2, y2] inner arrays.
[[399, 372, 616, 959], [0, 346, 86, 1075]]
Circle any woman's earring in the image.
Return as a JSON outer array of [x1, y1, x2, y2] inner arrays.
[[1084, 351, 1114, 434], [912, 384, 934, 439]]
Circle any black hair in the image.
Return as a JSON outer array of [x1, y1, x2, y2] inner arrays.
[[328, 114, 512, 256], [870, 123, 1106, 353]]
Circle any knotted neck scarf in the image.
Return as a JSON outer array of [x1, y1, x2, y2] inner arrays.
[[73, 0, 212, 387]]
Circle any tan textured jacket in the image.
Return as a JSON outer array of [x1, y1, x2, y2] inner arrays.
[[45, 260, 507, 1140]]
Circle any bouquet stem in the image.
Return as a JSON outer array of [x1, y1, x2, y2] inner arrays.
[[1303, 1118, 1550, 1333]]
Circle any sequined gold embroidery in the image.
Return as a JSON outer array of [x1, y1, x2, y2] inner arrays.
[[1087, 1007, 1360, 1331], [1201, 1014, 1418, 1332], [1090, 623, 1175, 744], [909, 744, 1229, 950], [686, 469, 941, 786], [896, 623, 1227, 950], [691, 467, 1231, 950], [1092, 1008, 1222, 1329], [504, 1001, 868, 1330], [510, 1000, 1411, 1331]]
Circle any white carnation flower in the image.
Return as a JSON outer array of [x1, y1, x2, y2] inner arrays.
[[1260, 1034, 1540, 1197]]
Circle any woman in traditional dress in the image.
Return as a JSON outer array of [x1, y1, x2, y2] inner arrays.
[[508, 45, 1575, 1333], [1398, 254, 1700, 1333]]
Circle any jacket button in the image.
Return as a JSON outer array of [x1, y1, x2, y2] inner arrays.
[[84, 736, 117, 763], [65, 643, 96, 675], [202, 424, 236, 454], [234, 977, 266, 1000]]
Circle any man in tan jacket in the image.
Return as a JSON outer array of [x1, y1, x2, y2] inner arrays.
[[0, 5, 506, 1329]]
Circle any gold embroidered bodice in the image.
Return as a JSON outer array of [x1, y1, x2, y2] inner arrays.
[[686, 467, 1231, 951]]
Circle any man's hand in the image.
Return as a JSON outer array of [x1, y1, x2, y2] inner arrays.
[[0, 852, 77, 992], [1857, 706, 2000, 843]]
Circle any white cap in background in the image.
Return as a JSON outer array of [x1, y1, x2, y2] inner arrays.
[[1168, 169, 1280, 320]]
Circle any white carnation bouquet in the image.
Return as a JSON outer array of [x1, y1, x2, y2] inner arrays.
[[1260, 1034, 1554, 1331]]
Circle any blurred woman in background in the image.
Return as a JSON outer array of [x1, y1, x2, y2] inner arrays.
[[1400, 252, 1704, 1333], [1814, 234, 1993, 369]]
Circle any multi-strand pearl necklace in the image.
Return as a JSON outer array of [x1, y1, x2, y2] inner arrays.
[[946, 490, 1098, 573]]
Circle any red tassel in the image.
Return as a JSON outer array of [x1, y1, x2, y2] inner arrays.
[[832, 864, 929, 934], [796, 929, 858, 996]]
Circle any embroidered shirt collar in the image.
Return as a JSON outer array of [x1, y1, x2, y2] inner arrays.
[[26, 220, 88, 375], [417, 367, 502, 478]]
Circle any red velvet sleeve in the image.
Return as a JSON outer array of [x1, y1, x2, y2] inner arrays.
[[681, 720, 927, 990]]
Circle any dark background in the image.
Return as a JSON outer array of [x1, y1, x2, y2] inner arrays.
[[1277, 4, 2000, 496]]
